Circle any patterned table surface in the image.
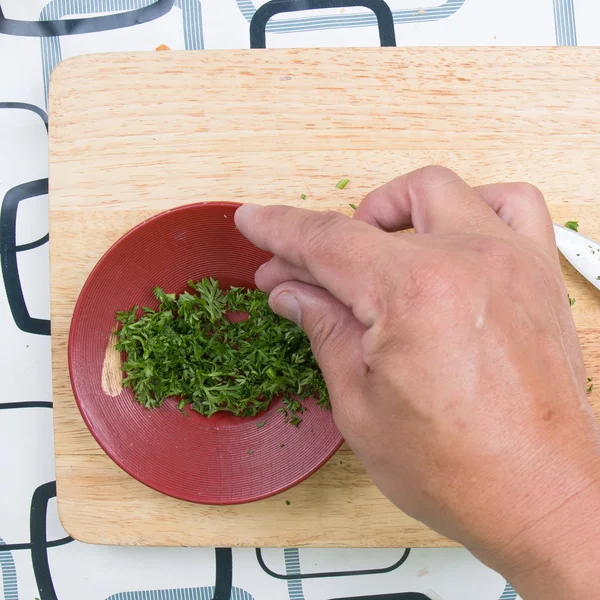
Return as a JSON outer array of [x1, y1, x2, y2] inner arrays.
[[0, 1, 593, 598]]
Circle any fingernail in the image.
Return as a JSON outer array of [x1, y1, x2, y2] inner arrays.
[[270, 292, 301, 325], [234, 203, 261, 228]]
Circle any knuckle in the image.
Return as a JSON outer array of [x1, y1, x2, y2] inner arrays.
[[419, 164, 457, 179], [301, 210, 347, 261], [510, 182, 545, 204], [309, 307, 350, 357], [360, 188, 378, 207], [506, 183, 551, 222], [410, 165, 458, 192]]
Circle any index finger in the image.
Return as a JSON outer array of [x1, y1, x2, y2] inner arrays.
[[235, 204, 394, 328]]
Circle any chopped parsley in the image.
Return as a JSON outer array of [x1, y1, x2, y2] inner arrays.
[[568, 294, 576, 307], [349, 203, 358, 210], [300, 193, 307, 200], [278, 394, 306, 426], [565, 221, 579, 232], [336, 178, 350, 189], [115, 278, 329, 420]]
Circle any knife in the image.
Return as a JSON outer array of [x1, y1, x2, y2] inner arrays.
[[554, 223, 600, 291]]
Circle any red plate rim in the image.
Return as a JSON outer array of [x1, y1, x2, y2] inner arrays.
[[67, 202, 343, 504]]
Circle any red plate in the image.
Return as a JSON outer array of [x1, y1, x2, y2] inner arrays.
[[68, 202, 342, 504]]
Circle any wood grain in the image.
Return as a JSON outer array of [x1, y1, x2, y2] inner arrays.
[[50, 48, 600, 547]]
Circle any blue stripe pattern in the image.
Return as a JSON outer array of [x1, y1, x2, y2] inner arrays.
[[106, 586, 253, 599], [553, 0, 577, 46], [284, 548, 305, 600], [236, 0, 465, 33], [39, 0, 203, 106], [498, 582, 518, 600], [0, 536, 18, 600], [177, 0, 204, 53]]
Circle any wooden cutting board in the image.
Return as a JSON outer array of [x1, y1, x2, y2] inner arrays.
[[50, 48, 600, 547]]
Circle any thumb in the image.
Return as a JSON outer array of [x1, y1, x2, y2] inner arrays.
[[268, 281, 365, 392]]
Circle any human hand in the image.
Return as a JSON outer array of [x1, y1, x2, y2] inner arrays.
[[235, 166, 600, 599]]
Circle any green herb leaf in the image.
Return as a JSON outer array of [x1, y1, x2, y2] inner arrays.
[[336, 178, 350, 189], [248, 450, 253, 455], [300, 193, 307, 200], [256, 421, 266, 428], [588, 383, 594, 393], [565, 221, 579, 232], [115, 279, 330, 423], [285, 500, 291, 506], [289, 414, 303, 426], [568, 294, 576, 307], [349, 203, 358, 210]]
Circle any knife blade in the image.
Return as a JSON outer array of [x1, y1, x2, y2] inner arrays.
[[554, 223, 600, 291]]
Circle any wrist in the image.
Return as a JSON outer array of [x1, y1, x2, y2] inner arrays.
[[498, 475, 600, 599]]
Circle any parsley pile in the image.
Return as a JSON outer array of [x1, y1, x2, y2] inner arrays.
[[115, 278, 329, 424]]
